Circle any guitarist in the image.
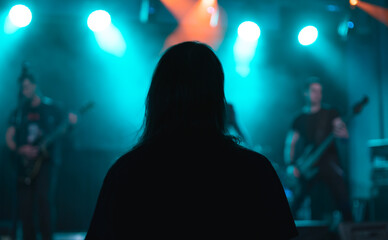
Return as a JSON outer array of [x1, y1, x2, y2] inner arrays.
[[284, 77, 353, 222], [5, 73, 77, 240]]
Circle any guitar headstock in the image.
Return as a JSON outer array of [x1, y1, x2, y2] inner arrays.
[[353, 96, 369, 115]]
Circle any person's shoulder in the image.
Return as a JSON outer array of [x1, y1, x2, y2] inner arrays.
[[229, 143, 262, 157], [291, 107, 307, 120], [321, 103, 336, 111], [107, 144, 150, 175], [321, 104, 339, 116], [42, 96, 66, 108], [290, 108, 306, 128], [40, 96, 60, 110], [41, 97, 65, 115], [40, 96, 55, 106], [227, 143, 273, 168]]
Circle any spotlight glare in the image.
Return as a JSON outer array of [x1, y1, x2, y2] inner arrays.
[[8, 4, 32, 28], [93, 24, 127, 57], [87, 10, 111, 32], [350, 0, 359, 6], [202, 0, 216, 6], [207, 6, 215, 14], [298, 26, 318, 46], [238, 21, 261, 42]]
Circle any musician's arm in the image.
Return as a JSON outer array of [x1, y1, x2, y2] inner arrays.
[[6, 126, 39, 158], [333, 117, 349, 139], [6, 126, 17, 151], [284, 130, 300, 165], [285, 130, 301, 178]]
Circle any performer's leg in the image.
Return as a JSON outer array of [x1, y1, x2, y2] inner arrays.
[[10, 174, 18, 239], [290, 178, 315, 218], [321, 163, 353, 222], [36, 163, 55, 240], [18, 183, 36, 240]]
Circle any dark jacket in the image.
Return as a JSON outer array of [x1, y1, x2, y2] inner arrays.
[[86, 133, 297, 239]]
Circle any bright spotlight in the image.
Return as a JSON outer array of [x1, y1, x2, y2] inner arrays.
[[234, 21, 261, 77], [238, 21, 261, 42], [8, 4, 32, 28], [298, 26, 318, 46], [202, 0, 216, 6], [87, 10, 111, 32], [94, 24, 127, 57], [349, 0, 359, 6]]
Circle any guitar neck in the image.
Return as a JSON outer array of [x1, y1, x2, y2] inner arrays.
[[310, 133, 335, 160], [309, 112, 354, 162], [40, 120, 70, 148], [38, 101, 94, 149]]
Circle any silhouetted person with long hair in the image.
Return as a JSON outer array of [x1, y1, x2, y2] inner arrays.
[[86, 41, 297, 239]]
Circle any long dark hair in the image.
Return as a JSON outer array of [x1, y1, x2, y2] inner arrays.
[[138, 41, 232, 145]]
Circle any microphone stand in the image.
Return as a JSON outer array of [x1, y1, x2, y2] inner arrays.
[[10, 61, 29, 240], [14, 61, 30, 128]]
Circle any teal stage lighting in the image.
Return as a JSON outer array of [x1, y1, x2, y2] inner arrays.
[[237, 21, 261, 42], [8, 4, 32, 28], [298, 26, 318, 46], [87, 10, 111, 32]]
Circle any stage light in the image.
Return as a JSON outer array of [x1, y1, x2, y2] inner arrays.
[[94, 24, 127, 57], [350, 0, 359, 6], [237, 21, 261, 42], [8, 4, 32, 28], [202, 0, 215, 6], [234, 21, 261, 77], [354, 1, 388, 27], [87, 10, 111, 32], [298, 26, 318, 46], [348, 21, 355, 29], [327, 4, 340, 12], [207, 6, 215, 14], [161, 0, 223, 50]]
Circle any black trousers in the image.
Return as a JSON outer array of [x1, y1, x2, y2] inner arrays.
[[291, 161, 353, 221], [17, 162, 57, 240]]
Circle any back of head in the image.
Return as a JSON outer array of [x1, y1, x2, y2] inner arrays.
[[141, 41, 226, 142]]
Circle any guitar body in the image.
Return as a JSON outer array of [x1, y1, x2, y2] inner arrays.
[[18, 149, 48, 185], [294, 144, 320, 180], [15, 101, 94, 185], [285, 144, 319, 191]]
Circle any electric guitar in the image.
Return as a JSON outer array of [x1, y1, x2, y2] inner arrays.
[[18, 101, 94, 185], [286, 96, 369, 189]]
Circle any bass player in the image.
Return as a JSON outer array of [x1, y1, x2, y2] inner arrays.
[[284, 77, 353, 222]]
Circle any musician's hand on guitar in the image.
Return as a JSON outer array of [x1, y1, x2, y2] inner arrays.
[[333, 117, 348, 139], [286, 165, 300, 178], [18, 145, 39, 159]]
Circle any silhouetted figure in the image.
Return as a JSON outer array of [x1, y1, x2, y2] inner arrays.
[[284, 77, 353, 222], [6, 72, 78, 240], [86, 41, 298, 239]]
